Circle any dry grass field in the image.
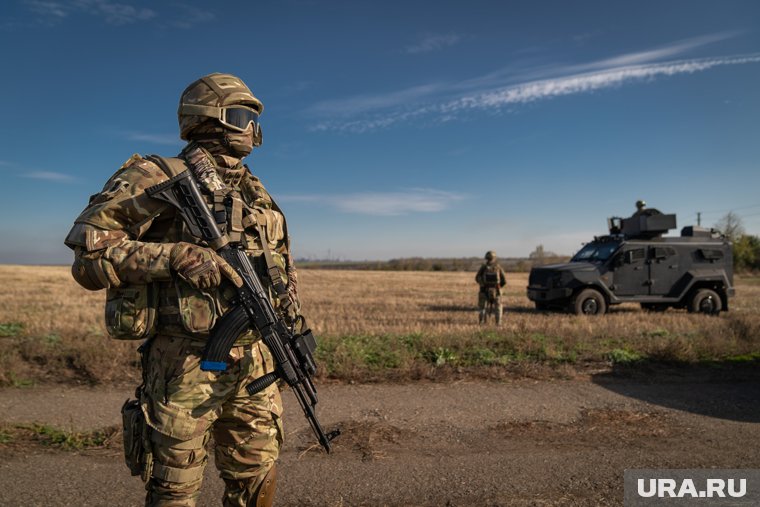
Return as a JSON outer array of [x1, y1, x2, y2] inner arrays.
[[0, 265, 758, 386]]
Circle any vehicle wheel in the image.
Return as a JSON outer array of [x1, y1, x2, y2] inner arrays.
[[641, 303, 669, 312], [689, 289, 722, 315], [573, 289, 607, 315]]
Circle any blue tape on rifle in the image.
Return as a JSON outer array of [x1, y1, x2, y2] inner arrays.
[[200, 361, 228, 372]]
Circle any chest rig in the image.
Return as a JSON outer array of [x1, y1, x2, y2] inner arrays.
[[145, 147, 291, 308]]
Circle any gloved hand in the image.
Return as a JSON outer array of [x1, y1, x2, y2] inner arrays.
[[169, 242, 243, 290]]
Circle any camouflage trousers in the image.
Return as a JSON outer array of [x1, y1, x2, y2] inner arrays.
[[140, 335, 283, 507], [478, 289, 503, 324]]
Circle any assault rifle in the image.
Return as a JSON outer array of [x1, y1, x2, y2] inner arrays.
[[146, 169, 339, 452]]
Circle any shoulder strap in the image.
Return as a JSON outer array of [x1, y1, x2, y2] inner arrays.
[[145, 155, 188, 178]]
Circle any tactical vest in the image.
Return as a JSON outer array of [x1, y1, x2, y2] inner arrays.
[[108, 154, 290, 342], [482, 264, 501, 288]]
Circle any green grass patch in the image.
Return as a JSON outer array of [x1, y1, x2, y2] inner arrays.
[[21, 423, 115, 451], [316, 334, 407, 374], [0, 322, 24, 337], [43, 333, 61, 345], [642, 328, 670, 338], [724, 352, 760, 363], [607, 348, 644, 364], [8, 373, 35, 388], [425, 347, 457, 366], [0, 429, 12, 444]]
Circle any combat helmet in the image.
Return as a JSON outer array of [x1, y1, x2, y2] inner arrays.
[[485, 251, 496, 261], [178, 73, 263, 145]]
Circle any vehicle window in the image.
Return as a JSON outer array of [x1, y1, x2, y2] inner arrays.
[[628, 248, 646, 262], [571, 241, 620, 262], [698, 249, 724, 261], [652, 247, 676, 259]]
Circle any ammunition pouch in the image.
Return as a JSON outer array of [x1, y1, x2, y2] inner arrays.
[[105, 284, 158, 340], [121, 396, 153, 482], [174, 278, 218, 335]]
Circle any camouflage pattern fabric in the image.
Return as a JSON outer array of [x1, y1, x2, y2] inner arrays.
[[475, 261, 507, 324], [179, 73, 263, 141], [142, 336, 283, 507], [65, 144, 299, 505], [64, 149, 298, 337], [179, 74, 263, 157]]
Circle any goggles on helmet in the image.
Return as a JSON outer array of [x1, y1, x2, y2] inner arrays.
[[180, 104, 261, 134]]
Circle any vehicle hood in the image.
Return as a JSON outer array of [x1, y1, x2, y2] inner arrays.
[[531, 262, 597, 273]]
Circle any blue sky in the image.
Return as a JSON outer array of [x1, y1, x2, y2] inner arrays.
[[1, 0, 759, 264]]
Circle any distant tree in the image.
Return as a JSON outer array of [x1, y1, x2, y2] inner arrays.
[[529, 244, 560, 266], [733, 234, 760, 272], [715, 212, 745, 242]]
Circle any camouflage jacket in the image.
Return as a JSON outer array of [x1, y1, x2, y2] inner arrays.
[[64, 146, 299, 341], [475, 262, 507, 292]]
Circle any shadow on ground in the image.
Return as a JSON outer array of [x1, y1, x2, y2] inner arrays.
[[591, 361, 760, 423]]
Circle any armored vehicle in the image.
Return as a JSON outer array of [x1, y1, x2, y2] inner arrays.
[[526, 208, 734, 315]]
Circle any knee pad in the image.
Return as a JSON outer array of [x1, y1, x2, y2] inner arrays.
[[254, 464, 277, 507]]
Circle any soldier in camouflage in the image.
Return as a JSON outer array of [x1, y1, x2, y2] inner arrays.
[[475, 251, 507, 325], [65, 73, 299, 507]]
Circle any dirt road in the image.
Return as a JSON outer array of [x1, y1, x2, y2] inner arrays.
[[1, 371, 758, 506]]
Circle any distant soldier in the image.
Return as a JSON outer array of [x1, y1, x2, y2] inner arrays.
[[632, 199, 647, 216], [475, 251, 507, 324], [632, 199, 663, 219]]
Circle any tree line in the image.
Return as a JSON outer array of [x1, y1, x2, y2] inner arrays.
[[718, 212, 760, 272], [297, 255, 569, 272], [298, 212, 759, 273]]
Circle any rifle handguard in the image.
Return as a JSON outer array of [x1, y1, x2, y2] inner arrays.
[[246, 372, 279, 395]]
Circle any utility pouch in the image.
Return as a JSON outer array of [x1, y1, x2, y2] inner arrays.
[[105, 284, 158, 340], [175, 278, 217, 334], [121, 397, 153, 481]]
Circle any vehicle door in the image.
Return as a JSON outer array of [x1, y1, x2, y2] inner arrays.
[[611, 246, 647, 296], [648, 246, 678, 296]]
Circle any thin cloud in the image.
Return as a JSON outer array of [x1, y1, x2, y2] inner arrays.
[[73, 0, 156, 25], [315, 53, 760, 132], [310, 32, 757, 132], [406, 33, 461, 54], [280, 189, 466, 216], [583, 31, 738, 68], [309, 83, 444, 117], [20, 0, 211, 27], [22, 171, 75, 182], [169, 4, 214, 29], [25, 1, 68, 19], [126, 132, 182, 145], [312, 33, 736, 118], [440, 54, 760, 113]]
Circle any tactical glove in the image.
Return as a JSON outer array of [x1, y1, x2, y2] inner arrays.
[[169, 242, 243, 290]]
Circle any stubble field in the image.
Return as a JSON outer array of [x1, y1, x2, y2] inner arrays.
[[0, 265, 758, 386]]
